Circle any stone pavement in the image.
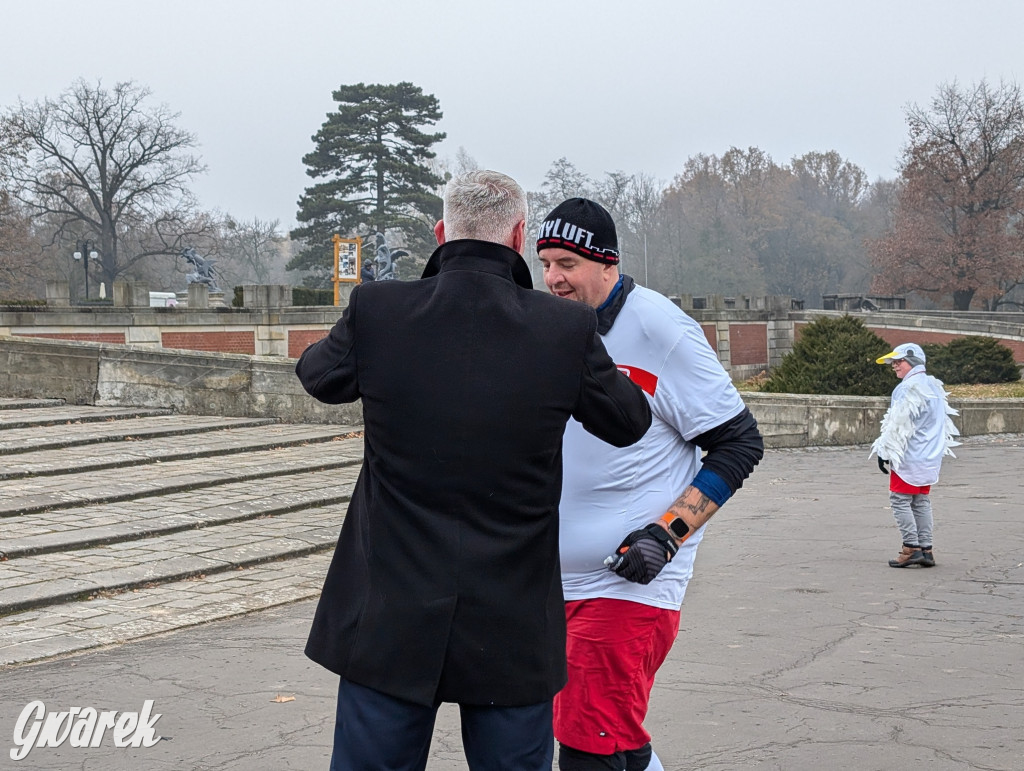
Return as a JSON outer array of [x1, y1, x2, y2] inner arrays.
[[0, 399, 1022, 769]]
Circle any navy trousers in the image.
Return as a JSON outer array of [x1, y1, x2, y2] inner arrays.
[[329, 678, 554, 770]]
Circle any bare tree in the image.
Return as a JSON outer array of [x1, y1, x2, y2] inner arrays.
[[221, 216, 288, 285], [453, 146, 479, 176], [870, 80, 1024, 310], [0, 190, 44, 300], [523, 158, 594, 283], [585, 171, 665, 286], [655, 151, 767, 297], [790, 150, 869, 218], [0, 79, 207, 293], [540, 157, 595, 204], [653, 147, 884, 303], [620, 173, 664, 286], [124, 209, 224, 292], [526, 150, 887, 304]]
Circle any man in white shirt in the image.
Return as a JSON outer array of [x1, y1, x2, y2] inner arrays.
[[538, 198, 764, 771]]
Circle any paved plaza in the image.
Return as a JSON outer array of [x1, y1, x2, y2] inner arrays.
[[0, 399, 1021, 769]]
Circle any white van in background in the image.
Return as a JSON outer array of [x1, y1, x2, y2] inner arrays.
[[149, 292, 178, 308]]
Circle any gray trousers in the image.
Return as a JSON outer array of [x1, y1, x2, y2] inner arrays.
[[889, 491, 934, 548]]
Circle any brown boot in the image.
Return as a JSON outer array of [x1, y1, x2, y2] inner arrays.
[[920, 548, 935, 567], [888, 545, 924, 568]]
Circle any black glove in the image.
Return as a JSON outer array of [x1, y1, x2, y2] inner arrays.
[[877, 456, 889, 475], [606, 524, 678, 585]]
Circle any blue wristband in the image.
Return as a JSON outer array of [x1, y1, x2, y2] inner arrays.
[[691, 468, 732, 507]]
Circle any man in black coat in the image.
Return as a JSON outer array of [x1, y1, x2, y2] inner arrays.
[[295, 170, 652, 770]]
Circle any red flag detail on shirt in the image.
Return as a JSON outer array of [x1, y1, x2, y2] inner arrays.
[[616, 365, 658, 397]]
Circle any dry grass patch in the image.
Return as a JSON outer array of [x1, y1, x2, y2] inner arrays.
[[945, 382, 1024, 399], [736, 377, 1024, 399]]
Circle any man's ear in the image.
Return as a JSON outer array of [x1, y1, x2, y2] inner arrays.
[[434, 220, 446, 245], [510, 219, 526, 255]]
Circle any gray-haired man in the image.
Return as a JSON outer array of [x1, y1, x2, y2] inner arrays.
[[297, 172, 652, 769]]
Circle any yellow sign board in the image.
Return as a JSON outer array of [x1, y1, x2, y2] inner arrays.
[[332, 235, 362, 305]]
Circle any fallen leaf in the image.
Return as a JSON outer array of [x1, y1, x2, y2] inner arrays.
[[271, 694, 295, 703]]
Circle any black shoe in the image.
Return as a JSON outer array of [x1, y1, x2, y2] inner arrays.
[[920, 549, 935, 568]]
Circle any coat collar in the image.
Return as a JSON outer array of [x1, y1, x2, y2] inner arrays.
[[421, 239, 534, 289], [595, 274, 636, 335]]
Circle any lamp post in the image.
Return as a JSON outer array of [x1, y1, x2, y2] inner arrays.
[[643, 231, 648, 287], [73, 240, 99, 301]]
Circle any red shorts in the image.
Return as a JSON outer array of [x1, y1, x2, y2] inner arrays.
[[553, 597, 680, 755], [890, 470, 930, 495]]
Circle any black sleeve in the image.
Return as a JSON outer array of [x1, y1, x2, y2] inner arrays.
[[573, 327, 653, 448], [691, 407, 764, 493], [295, 287, 360, 405]]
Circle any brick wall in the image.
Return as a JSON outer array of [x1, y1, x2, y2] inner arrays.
[[869, 328, 963, 348], [161, 331, 255, 354], [18, 332, 126, 344], [5, 305, 1021, 375], [700, 324, 717, 354], [867, 327, 1024, 361], [729, 323, 768, 366], [288, 329, 329, 359]]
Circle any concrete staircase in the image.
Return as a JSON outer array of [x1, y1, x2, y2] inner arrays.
[[0, 398, 362, 667]]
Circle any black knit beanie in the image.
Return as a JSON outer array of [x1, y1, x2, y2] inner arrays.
[[536, 198, 619, 264]]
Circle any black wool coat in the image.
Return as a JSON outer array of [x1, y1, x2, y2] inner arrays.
[[295, 239, 652, 707]]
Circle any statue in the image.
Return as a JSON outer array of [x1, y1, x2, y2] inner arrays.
[[180, 247, 220, 292], [364, 231, 408, 282]]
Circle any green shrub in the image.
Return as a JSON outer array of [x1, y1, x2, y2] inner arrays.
[[232, 286, 244, 308], [761, 316, 895, 396], [921, 343, 951, 381], [923, 336, 1020, 384], [292, 287, 335, 306]]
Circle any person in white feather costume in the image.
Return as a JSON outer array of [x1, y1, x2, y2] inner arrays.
[[870, 343, 960, 568]]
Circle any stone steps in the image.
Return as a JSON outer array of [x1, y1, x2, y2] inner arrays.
[[0, 403, 363, 666], [0, 421, 359, 479], [0, 503, 346, 616], [0, 467, 358, 558], [0, 414, 280, 455], [0, 553, 332, 667], [0, 439, 363, 517], [0, 397, 66, 410], [0, 405, 170, 430]]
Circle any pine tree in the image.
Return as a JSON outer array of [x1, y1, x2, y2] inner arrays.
[[289, 82, 446, 276]]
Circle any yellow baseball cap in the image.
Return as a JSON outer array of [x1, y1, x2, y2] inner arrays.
[[876, 343, 925, 365]]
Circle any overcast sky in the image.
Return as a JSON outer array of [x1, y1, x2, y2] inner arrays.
[[3, 0, 1023, 229]]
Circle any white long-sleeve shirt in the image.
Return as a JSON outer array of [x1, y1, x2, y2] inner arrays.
[[559, 285, 746, 610]]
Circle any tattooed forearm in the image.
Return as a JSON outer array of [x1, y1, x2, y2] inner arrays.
[[667, 485, 720, 529], [674, 491, 713, 516]]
